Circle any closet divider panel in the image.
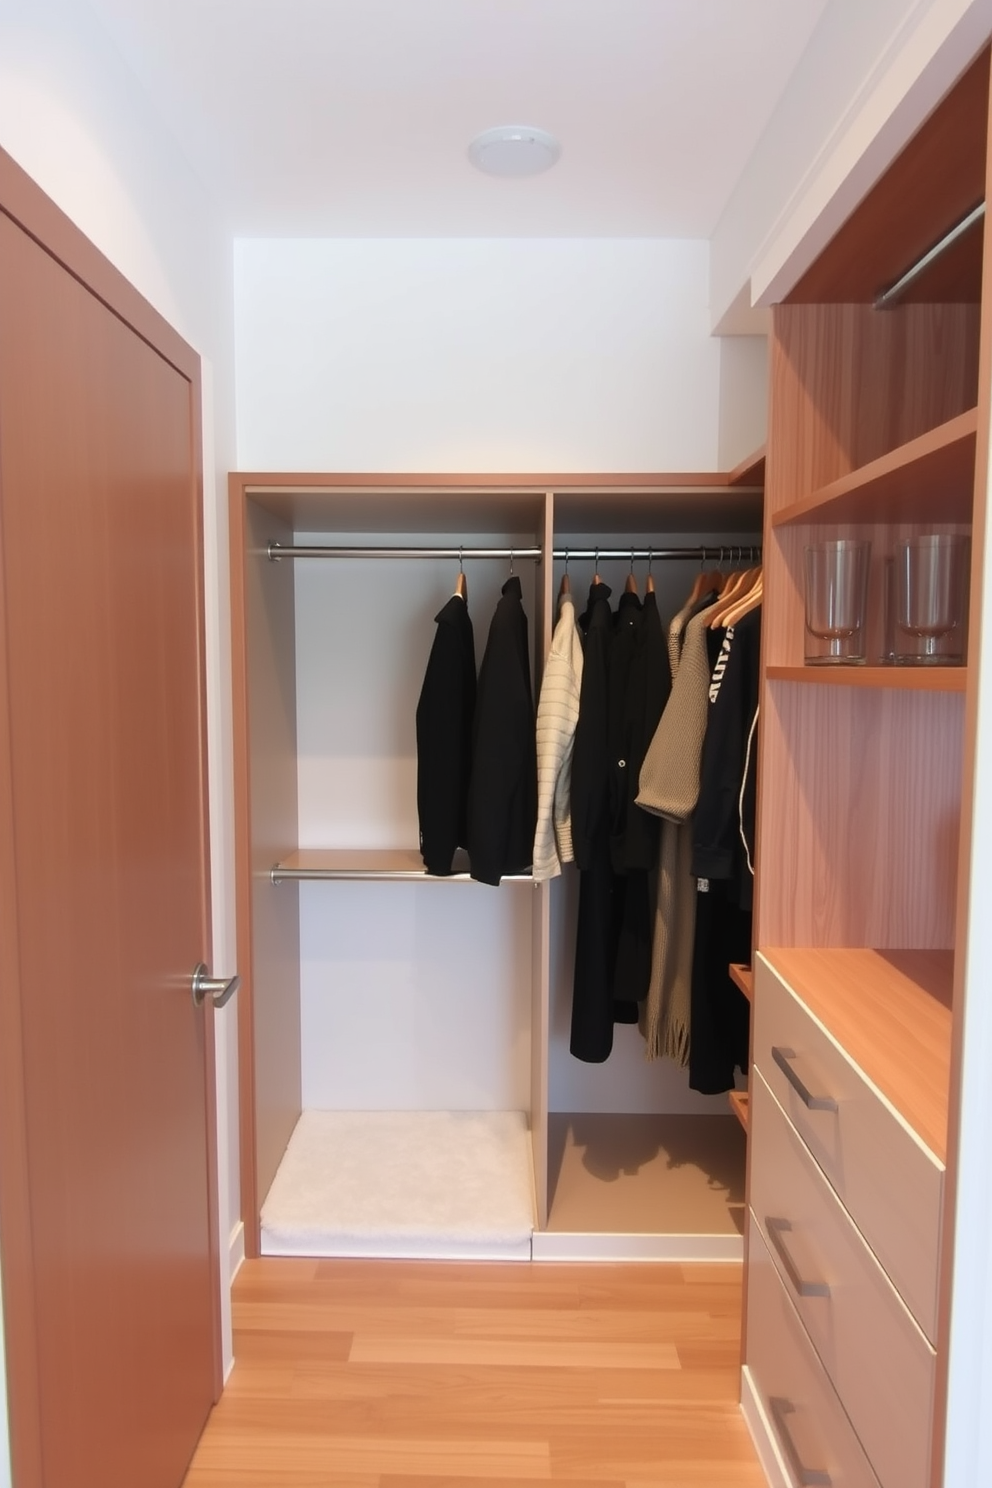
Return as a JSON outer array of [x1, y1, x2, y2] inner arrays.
[[230, 489, 302, 1254], [530, 491, 556, 1228]]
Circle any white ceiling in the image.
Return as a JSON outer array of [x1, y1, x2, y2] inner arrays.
[[88, 0, 831, 238]]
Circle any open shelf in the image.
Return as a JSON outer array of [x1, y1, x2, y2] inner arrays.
[[771, 408, 978, 528], [271, 848, 535, 884], [729, 963, 753, 1002], [767, 665, 967, 692], [760, 948, 953, 1162]]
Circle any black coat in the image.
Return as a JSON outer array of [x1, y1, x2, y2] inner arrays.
[[416, 593, 476, 875], [467, 576, 537, 886]]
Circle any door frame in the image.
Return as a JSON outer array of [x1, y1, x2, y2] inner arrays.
[[0, 145, 222, 1487]]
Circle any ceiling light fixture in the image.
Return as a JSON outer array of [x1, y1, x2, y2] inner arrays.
[[468, 126, 561, 178]]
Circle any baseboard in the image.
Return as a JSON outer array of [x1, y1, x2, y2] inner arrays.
[[530, 1230, 744, 1262], [229, 1219, 246, 1282], [260, 1234, 533, 1262], [740, 1364, 788, 1488]]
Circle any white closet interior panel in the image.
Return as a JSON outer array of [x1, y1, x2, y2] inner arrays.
[[299, 878, 533, 1111]]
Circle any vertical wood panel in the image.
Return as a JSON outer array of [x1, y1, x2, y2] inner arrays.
[[530, 494, 556, 1229], [759, 682, 962, 948], [232, 494, 303, 1250]]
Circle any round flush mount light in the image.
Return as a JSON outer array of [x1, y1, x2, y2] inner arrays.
[[468, 125, 561, 178]]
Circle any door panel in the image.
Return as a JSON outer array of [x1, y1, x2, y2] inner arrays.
[[0, 208, 216, 1486]]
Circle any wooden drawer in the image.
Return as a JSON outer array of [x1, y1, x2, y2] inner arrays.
[[750, 1069, 935, 1488], [746, 1217, 881, 1488], [753, 954, 942, 1341]]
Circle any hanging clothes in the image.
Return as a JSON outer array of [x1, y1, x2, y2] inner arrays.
[[467, 575, 537, 886], [416, 591, 476, 876], [569, 578, 617, 1061], [532, 589, 584, 881], [687, 604, 761, 1093], [605, 587, 669, 1016], [568, 580, 670, 1061], [635, 591, 719, 1063]]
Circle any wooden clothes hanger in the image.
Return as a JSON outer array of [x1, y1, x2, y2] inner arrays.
[[454, 549, 467, 599], [624, 549, 638, 595], [707, 562, 762, 628], [686, 554, 725, 608], [718, 571, 763, 629], [558, 550, 571, 598]]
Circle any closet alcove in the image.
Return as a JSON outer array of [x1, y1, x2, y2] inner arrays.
[[230, 470, 763, 1261]]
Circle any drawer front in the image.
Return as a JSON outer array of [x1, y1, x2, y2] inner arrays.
[[746, 1217, 881, 1488], [753, 955, 942, 1342], [750, 1069, 935, 1488]]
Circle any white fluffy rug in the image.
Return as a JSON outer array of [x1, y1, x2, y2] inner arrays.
[[260, 1109, 535, 1260]]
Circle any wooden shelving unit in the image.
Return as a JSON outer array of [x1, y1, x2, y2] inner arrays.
[[742, 47, 992, 1488]]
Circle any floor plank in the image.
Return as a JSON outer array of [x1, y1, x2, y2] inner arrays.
[[182, 1258, 765, 1487]]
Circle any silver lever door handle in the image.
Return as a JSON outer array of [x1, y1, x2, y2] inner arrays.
[[191, 963, 241, 1009]]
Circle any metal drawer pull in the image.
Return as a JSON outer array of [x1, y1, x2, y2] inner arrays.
[[769, 1396, 832, 1487], [191, 963, 241, 1009], [766, 1217, 831, 1298], [771, 1046, 839, 1112]]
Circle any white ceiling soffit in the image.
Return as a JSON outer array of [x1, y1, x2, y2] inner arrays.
[[87, 0, 830, 238]]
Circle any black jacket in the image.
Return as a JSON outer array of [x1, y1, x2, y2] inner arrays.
[[467, 576, 537, 885], [416, 593, 476, 875], [608, 587, 668, 873]]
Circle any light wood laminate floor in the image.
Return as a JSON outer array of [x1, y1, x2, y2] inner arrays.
[[182, 1258, 765, 1487]]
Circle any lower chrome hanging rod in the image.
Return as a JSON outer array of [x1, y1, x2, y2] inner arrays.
[[268, 542, 761, 562]]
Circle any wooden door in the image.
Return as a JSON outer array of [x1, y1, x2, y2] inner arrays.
[[0, 165, 219, 1487]]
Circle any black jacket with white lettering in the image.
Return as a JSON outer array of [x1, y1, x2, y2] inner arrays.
[[690, 605, 761, 910]]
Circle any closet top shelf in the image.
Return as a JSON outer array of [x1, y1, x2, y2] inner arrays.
[[233, 471, 763, 535], [771, 408, 977, 527]]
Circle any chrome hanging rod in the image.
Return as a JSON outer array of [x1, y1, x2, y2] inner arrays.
[[268, 542, 761, 563], [874, 200, 985, 310]]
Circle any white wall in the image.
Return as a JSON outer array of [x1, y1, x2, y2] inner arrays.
[[711, 0, 992, 322], [235, 238, 722, 472], [0, 0, 240, 1454], [718, 337, 769, 470]]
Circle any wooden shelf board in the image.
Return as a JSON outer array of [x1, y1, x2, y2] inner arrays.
[[761, 947, 953, 1161], [729, 963, 754, 1002], [767, 665, 967, 692], [771, 408, 978, 527], [773, 407, 975, 529], [728, 1090, 749, 1132], [237, 470, 765, 535], [273, 848, 534, 884]]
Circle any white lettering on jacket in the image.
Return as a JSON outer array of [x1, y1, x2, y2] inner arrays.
[[709, 625, 735, 703]]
